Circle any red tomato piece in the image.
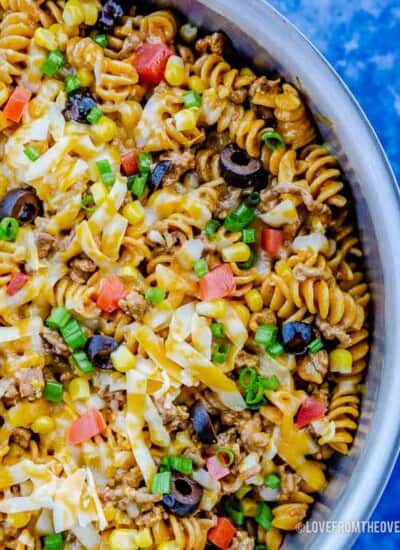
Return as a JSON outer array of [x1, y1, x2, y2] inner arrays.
[[68, 408, 106, 445], [199, 264, 235, 301], [208, 517, 236, 550], [206, 456, 230, 481], [261, 228, 283, 256], [7, 272, 29, 296], [296, 397, 326, 428], [3, 87, 32, 123], [121, 151, 138, 176], [96, 274, 128, 313], [132, 43, 172, 85]]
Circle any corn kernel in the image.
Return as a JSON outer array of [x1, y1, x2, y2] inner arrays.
[[119, 265, 139, 280], [33, 28, 58, 51], [8, 399, 50, 428], [63, 0, 85, 26], [111, 345, 136, 373], [240, 67, 255, 77], [174, 108, 198, 132], [222, 242, 251, 263], [242, 498, 257, 517], [164, 55, 186, 86], [109, 529, 138, 550], [188, 75, 206, 94], [31, 416, 56, 434], [231, 302, 250, 326], [76, 68, 93, 87], [275, 260, 291, 277], [49, 24, 68, 51], [196, 299, 226, 318], [90, 182, 107, 205], [122, 201, 145, 226], [157, 543, 181, 550], [245, 289, 264, 312], [90, 116, 117, 144], [68, 377, 90, 401], [7, 512, 31, 528], [133, 528, 153, 548], [81, 0, 99, 25], [329, 349, 353, 374]]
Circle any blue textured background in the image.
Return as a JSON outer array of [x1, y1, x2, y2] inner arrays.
[[266, 0, 400, 548]]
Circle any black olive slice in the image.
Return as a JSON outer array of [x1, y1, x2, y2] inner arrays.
[[97, 0, 125, 31], [219, 144, 265, 188], [0, 189, 43, 225], [63, 89, 97, 124], [280, 322, 315, 356], [85, 335, 118, 369], [191, 402, 217, 444], [149, 161, 172, 190], [162, 473, 203, 517]]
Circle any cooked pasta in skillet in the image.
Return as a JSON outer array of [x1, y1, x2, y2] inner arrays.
[[0, 1, 370, 549]]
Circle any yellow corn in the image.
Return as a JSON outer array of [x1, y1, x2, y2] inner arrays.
[[196, 299, 227, 318], [81, 0, 99, 25], [242, 498, 257, 517], [76, 67, 93, 87], [164, 55, 186, 86], [111, 345, 136, 373], [122, 201, 145, 225], [31, 415, 56, 434], [174, 108, 199, 132], [157, 543, 181, 550], [275, 260, 291, 277], [90, 116, 117, 144], [90, 182, 107, 205], [109, 529, 138, 550], [8, 399, 50, 428], [33, 28, 57, 51], [7, 512, 31, 528], [133, 528, 153, 548], [240, 67, 255, 77], [119, 265, 139, 280], [222, 242, 251, 263], [68, 377, 90, 400], [231, 302, 250, 326], [245, 289, 263, 312], [188, 75, 206, 94], [63, 0, 85, 26], [329, 349, 353, 374]]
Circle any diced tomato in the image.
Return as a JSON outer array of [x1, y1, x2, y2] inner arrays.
[[3, 87, 32, 123], [261, 228, 283, 256], [208, 518, 236, 550], [68, 408, 106, 445], [132, 43, 172, 85], [295, 397, 326, 428], [199, 264, 235, 301], [7, 272, 28, 296], [121, 151, 138, 176], [96, 274, 128, 313], [206, 456, 230, 481]]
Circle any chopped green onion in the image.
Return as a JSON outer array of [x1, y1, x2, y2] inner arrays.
[[61, 319, 87, 349], [245, 380, 266, 408], [72, 350, 95, 374], [216, 447, 235, 467], [151, 471, 171, 494], [159, 456, 171, 472], [41, 50, 65, 77], [242, 228, 256, 244], [223, 497, 244, 526], [238, 367, 258, 391], [180, 22, 198, 43], [138, 152, 152, 174], [262, 130, 285, 151], [255, 502, 273, 530], [264, 473, 281, 489], [266, 340, 285, 358], [224, 203, 255, 232], [43, 380, 63, 403], [235, 485, 252, 500], [86, 106, 103, 124], [94, 33, 108, 48], [211, 322, 225, 339], [237, 249, 257, 270], [46, 306, 71, 330], [145, 287, 165, 305], [0, 217, 19, 241], [212, 342, 230, 364], [24, 146, 40, 161], [81, 194, 96, 212], [168, 455, 193, 475], [307, 337, 324, 354], [255, 546, 268, 550], [128, 173, 148, 198], [194, 258, 208, 278], [43, 533, 64, 550], [64, 75, 81, 95], [96, 159, 115, 186], [183, 89, 202, 108], [263, 374, 280, 391], [247, 191, 261, 206], [255, 324, 278, 347], [205, 219, 220, 239]]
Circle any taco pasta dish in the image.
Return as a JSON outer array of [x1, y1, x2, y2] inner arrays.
[[0, 1, 371, 549]]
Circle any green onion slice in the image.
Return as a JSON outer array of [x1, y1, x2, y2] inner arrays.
[[238, 367, 258, 391], [216, 447, 235, 467], [46, 306, 71, 330], [81, 194, 96, 212], [24, 146, 40, 161], [72, 350, 95, 374], [0, 217, 19, 242], [145, 287, 166, 305], [43, 380, 63, 403], [168, 455, 193, 475], [223, 497, 244, 526], [255, 502, 273, 530], [151, 471, 171, 494], [307, 337, 324, 354], [237, 249, 257, 270], [211, 322, 225, 339], [212, 342, 230, 364], [262, 130, 285, 151], [194, 258, 208, 278]]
